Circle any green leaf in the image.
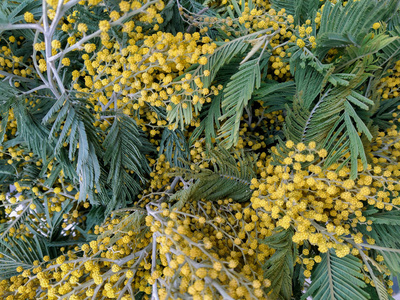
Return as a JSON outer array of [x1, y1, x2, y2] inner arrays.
[[316, 0, 400, 57], [85, 205, 106, 231], [159, 128, 190, 168], [294, 0, 320, 24], [365, 210, 400, 226], [0, 235, 50, 280], [0, 81, 19, 145], [339, 32, 399, 70], [261, 227, 296, 300], [0, 105, 9, 145], [170, 147, 257, 208], [218, 59, 262, 148], [302, 249, 369, 300], [294, 61, 331, 110], [371, 97, 400, 129], [190, 93, 222, 146], [254, 80, 296, 113], [13, 99, 50, 163], [379, 26, 400, 65], [343, 111, 367, 178], [270, 0, 320, 24], [158, 0, 184, 34], [0, 200, 32, 238], [42, 95, 103, 203], [270, 0, 296, 16], [359, 213, 400, 276], [285, 61, 373, 178], [103, 114, 153, 212]]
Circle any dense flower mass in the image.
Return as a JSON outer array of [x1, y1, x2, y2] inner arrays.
[[253, 128, 400, 257], [1, 0, 400, 299]]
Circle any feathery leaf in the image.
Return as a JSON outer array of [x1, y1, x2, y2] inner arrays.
[[302, 249, 369, 300], [218, 59, 262, 148], [261, 227, 296, 300]]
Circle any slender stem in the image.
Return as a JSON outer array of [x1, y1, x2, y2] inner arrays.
[[356, 243, 400, 254], [0, 23, 43, 32], [151, 232, 160, 300], [48, 0, 66, 37], [256, 29, 280, 64], [43, 0, 70, 95], [21, 84, 49, 95], [31, 23, 50, 87], [352, 242, 387, 288], [62, 0, 80, 10], [186, 7, 209, 33], [206, 278, 235, 300], [42, 0, 61, 97], [48, 0, 160, 62], [0, 70, 35, 83]]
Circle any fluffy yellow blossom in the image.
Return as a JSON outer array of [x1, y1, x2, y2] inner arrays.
[[24, 12, 35, 23], [372, 22, 381, 30]]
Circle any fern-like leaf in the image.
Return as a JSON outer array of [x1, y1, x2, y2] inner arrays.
[[253, 80, 296, 113], [218, 59, 262, 148], [359, 210, 400, 277], [103, 114, 153, 213], [302, 249, 369, 300], [285, 61, 373, 178], [261, 227, 296, 300], [371, 97, 400, 129], [316, 0, 400, 57], [170, 148, 257, 207], [0, 235, 51, 280], [159, 128, 190, 168], [339, 32, 399, 71], [190, 93, 222, 146], [271, 0, 320, 24], [43, 95, 103, 202]]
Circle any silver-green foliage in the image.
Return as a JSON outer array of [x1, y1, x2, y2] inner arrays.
[[302, 250, 370, 300]]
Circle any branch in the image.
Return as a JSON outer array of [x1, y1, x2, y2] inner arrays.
[[0, 23, 43, 32], [356, 243, 400, 254], [151, 232, 160, 300], [31, 24, 51, 88], [186, 7, 209, 33], [206, 278, 235, 300], [48, 0, 160, 62], [0, 70, 36, 83], [62, 0, 81, 10], [49, 0, 68, 37], [41, 0, 62, 98]]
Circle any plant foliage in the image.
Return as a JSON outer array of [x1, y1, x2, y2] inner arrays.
[[1, 0, 400, 299]]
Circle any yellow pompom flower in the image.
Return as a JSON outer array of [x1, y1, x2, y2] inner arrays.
[[372, 22, 381, 30], [77, 23, 88, 33], [24, 12, 34, 23], [51, 40, 61, 49], [119, 1, 131, 12], [99, 20, 111, 32], [297, 39, 306, 48], [318, 149, 328, 158], [84, 43, 96, 53], [61, 58, 70, 66], [198, 56, 208, 65]]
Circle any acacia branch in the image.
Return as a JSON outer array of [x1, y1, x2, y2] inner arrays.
[[48, 0, 160, 62], [0, 23, 43, 32]]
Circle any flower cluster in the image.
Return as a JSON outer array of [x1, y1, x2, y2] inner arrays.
[[1, 0, 400, 299], [0, 198, 275, 300], [251, 127, 400, 260]]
